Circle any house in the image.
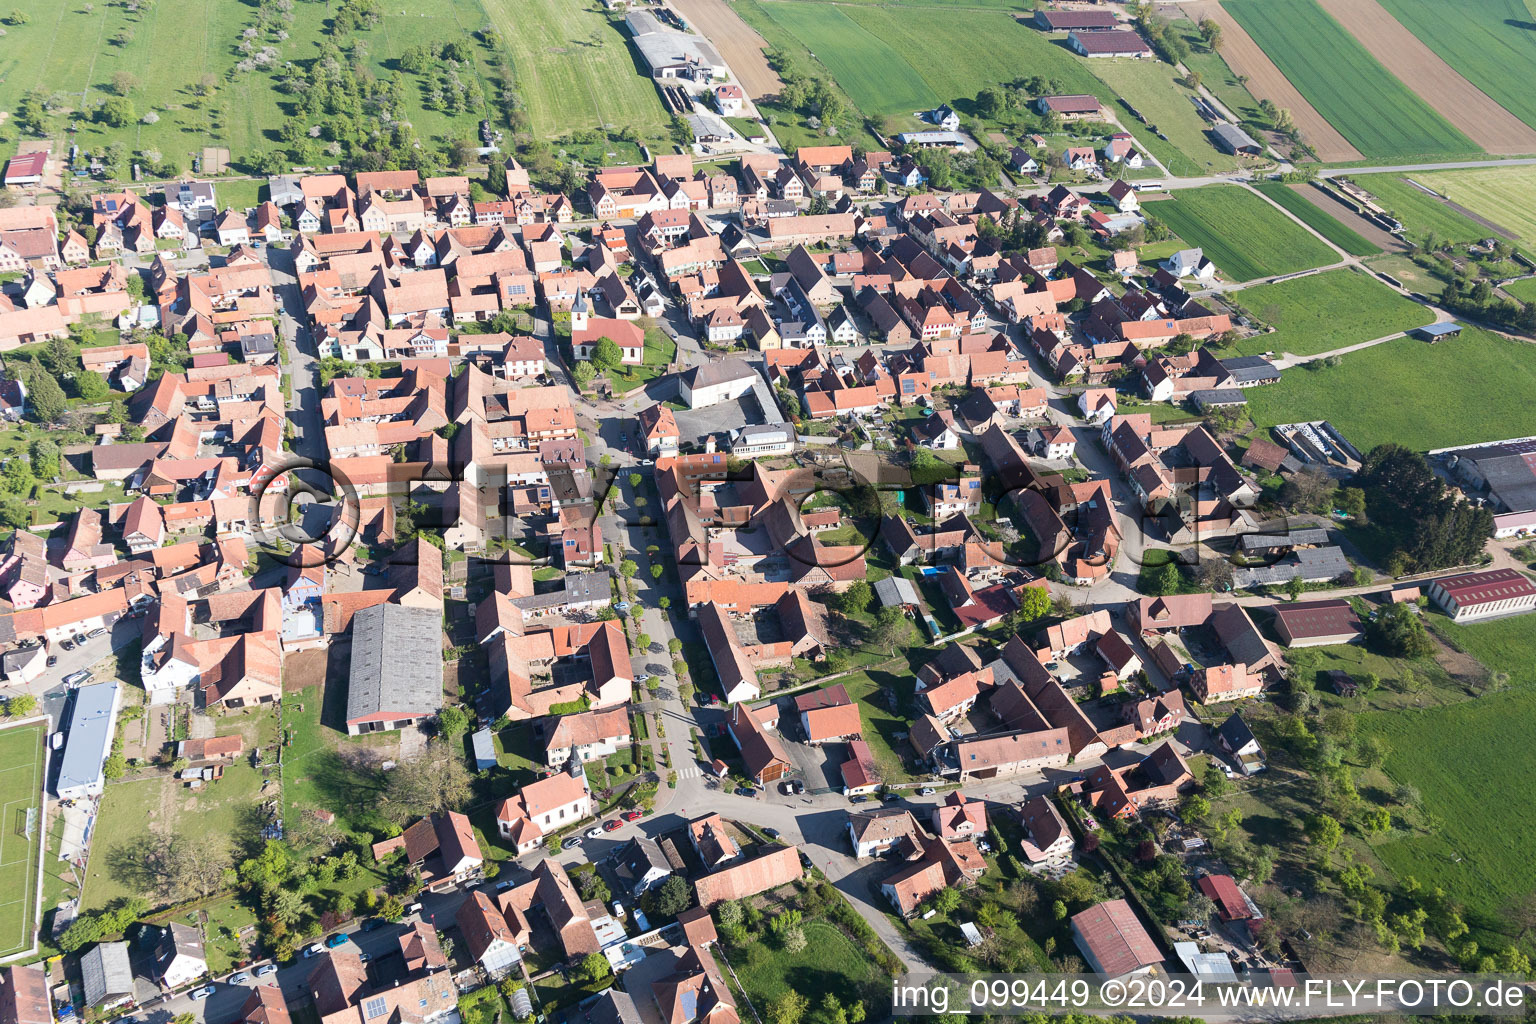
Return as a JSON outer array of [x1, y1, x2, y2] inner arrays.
[[344, 603, 443, 735], [1096, 630, 1142, 681], [541, 705, 631, 765], [1163, 248, 1215, 281], [911, 411, 960, 450], [392, 811, 484, 891], [881, 835, 986, 916], [80, 942, 134, 1009], [151, 922, 208, 989], [1191, 663, 1260, 704], [714, 84, 745, 116], [1216, 713, 1264, 775], [56, 680, 121, 801], [0, 966, 50, 1024], [1071, 899, 1162, 978], [695, 846, 804, 907], [681, 357, 758, 409], [689, 813, 742, 869], [1272, 599, 1363, 647], [927, 104, 961, 131], [495, 764, 594, 852], [614, 836, 673, 894], [1426, 568, 1536, 622], [847, 809, 922, 858], [932, 791, 986, 840], [1019, 794, 1074, 872], [237, 986, 291, 1024], [637, 403, 680, 457], [795, 683, 861, 744], [1106, 179, 1139, 213], [456, 890, 521, 977], [1198, 873, 1259, 923], [727, 701, 792, 784], [1210, 603, 1280, 675], [215, 209, 250, 247]]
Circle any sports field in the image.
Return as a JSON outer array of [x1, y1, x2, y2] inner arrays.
[[1149, 185, 1337, 281], [0, 722, 46, 961], [1347, 174, 1496, 245], [1409, 166, 1536, 244], [756, 2, 939, 117], [1246, 327, 1536, 451], [1229, 268, 1431, 357], [1252, 182, 1381, 257], [1222, 0, 1479, 160], [1086, 58, 1237, 177], [1377, 0, 1536, 134]]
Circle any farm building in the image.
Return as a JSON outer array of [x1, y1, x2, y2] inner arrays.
[[1033, 9, 1118, 31], [625, 11, 727, 81], [1272, 600, 1363, 648], [3, 151, 47, 188], [1412, 322, 1463, 342], [1035, 95, 1102, 120], [1071, 899, 1163, 978], [896, 132, 967, 150], [1425, 568, 1536, 622], [1069, 30, 1152, 57], [1211, 124, 1262, 155]]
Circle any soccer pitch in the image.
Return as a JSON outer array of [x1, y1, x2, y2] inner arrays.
[[0, 721, 46, 961]]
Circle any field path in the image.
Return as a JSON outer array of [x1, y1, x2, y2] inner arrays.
[[671, 0, 784, 100], [1315, 0, 1536, 155], [1181, 0, 1362, 162]]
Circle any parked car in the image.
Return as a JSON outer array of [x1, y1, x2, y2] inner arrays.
[[190, 987, 216, 1001], [86, 627, 106, 638], [46, 656, 57, 668], [228, 972, 250, 985], [602, 819, 622, 832], [585, 826, 604, 839], [736, 786, 756, 797], [71, 633, 86, 645], [325, 933, 349, 948], [255, 964, 278, 977], [63, 669, 91, 687], [59, 640, 75, 652], [561, 836, 583, 849], [849, 795, 867, 804], [621, 810, 643, 822], [918, 787, 936, 796], [358, 952, 371, 963], [360, 918, 383, 931], [301, 943, 324, 958], [762, 827, 779, 839]]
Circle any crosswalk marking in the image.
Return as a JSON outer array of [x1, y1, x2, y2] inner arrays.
[[677, 766, 701, 780]]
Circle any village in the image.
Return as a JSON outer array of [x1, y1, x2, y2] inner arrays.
[[2, 36, 1536, 1024]]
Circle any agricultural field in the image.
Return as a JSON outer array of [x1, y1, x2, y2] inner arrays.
[[1252, 182, 1381, 257], [1222, 0, 1479, 160], [1172, 19, 1265, 125], [1086, 58, 1238, 177], [1245, 327, 1536, 451], [1409, 166, 1536, 244], [0, 722, 45, 960], [1346, 174, 1494, 245], [1148, 185, 1337, 281], [755, 3, 939, 118], [477, 0, 669, 139], [1376, 0, 1536, 135], [1228, 268, 1432, 357]]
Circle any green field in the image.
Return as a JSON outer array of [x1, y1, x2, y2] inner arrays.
[[1252, 182, 1381, 257], [1148, 186, 1337, 281], [1358, 614, 1536, 930], [757, 3, 939, 117], [1223, 0, 1479, 160], [1377, 0, 1536, 133], [1087, 58, 1237, 177], [1229, 268, 1432, 357], [1174, 19, 1264, 125], [1246, 327, 1536, 451], [0, 722, 45, 959], [478, 0, 669, 139], [1409, 166, 1536, 243], [730, 920, 885, 1010], [1502, 276, 1536, 304], [1346, 174, 1493, 244]]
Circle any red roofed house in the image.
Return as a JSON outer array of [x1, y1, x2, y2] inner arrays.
[[395, 811, 483, 892], [1198, 872, 1257, 924], [1190, 663, 1260, 704], [572, 317, 644, 364], [727, 701, 792, 785], [840, 739, 880, 796], [1426, 568, 1536, 622], [932, 791, 986, 840], [795, 683, 862, 744], [1071, 899, 1162, 978], [694, 845, 804, 908], [494, 764, 594, 853], [880, 835, 986, 916], [455, 890, 521, 977]]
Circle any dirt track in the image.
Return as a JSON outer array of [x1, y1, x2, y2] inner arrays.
[[1182, 0, 1362, 163], [669, 0, 784, 101], [1287, 182, 1406, 251], [1315, 0, 1536, 155]]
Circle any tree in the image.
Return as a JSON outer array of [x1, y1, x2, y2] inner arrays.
[[1285, 575, 1305, 602], [1154, 561, 1181, 596], [769, 992, 809, 1024], [1358, 444, 1492, 570], [44, 334, 74, 373], [97, 96, 136, 127], [5, 694, 37, 718], [386, 743, 472, 821], [271, 887, 306, 927], [1365, 602, 1434, 658], [572, 361, 596, 386], [579, 951, 612, 984], [4, 8, 29, 24], [437, 706, 469, 738], [25, 365, 67, 423], [76, 371, 111, 403], [591, 336, 622, 372], [1279, 466, 1335, 513], [1306, 814, 1343, 853], [636, 633, 652, 650], [1016, 584, 1051, 622], [931, 887, 961, 914], [1198, 16, 1222, 50], [909, 447, 940, 475], [647, 873, 691, 919], [869, 605, 913, 654], [620, 559, 638, 579], [111, 71, 139, 96], [1, 459, 32, 496], [28, 439, 59, 480], [834, 578, 872, 615]]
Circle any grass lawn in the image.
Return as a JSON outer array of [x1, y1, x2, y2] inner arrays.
[[604, 329, 677, 391], [478, 0, 670, 140], [840, 670, 921, 784], [1150, 186, 1336, 281], [1376, 0, 1536, 133], [1502, 277, 1536, 304], [1225, 267, 1433, 357], [1086, 58, 1238, 177], [1409, 165, 1536, 243], [0, 722, 45, 959], [1246, 327, 1536, 451], [1347, 174, 1491, 245], [1252, 182, 1381, 257], [1363, 253, 1447, 295], [756, 2, 939, 118], [281, 686, 396, 839], [728, 920, 884, 1010], [1223, 0, 1478, 161]]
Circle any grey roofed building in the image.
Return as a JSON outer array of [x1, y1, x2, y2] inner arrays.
[[587, 989, 644, 1024], [1, 644, 44, 681], [80, 941, 133, 1008], [1216, 712, 1257, 753], [873, 575, 922, 608], [56, 680, 121, 800], [1190, 388, 1247, 411], [1218, 355, 1281, 386], [731, 423, 795, 452], [682, 356, 757, 392], [613, 836, 673, 894], [1236, 527, 1331, 553], [511, 571, 611, 614], [472, 728, 497, 771], [267, 175, 305, 209], [1212, 123, 1262, 154], [1233, 545, 1351, 589], [344, 603, 444, 735]]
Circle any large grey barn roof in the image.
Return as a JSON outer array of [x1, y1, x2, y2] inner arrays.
[[346, 603, 444, 723]]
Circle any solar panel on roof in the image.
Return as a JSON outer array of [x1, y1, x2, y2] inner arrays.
[[105, 199, 117, 211]]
